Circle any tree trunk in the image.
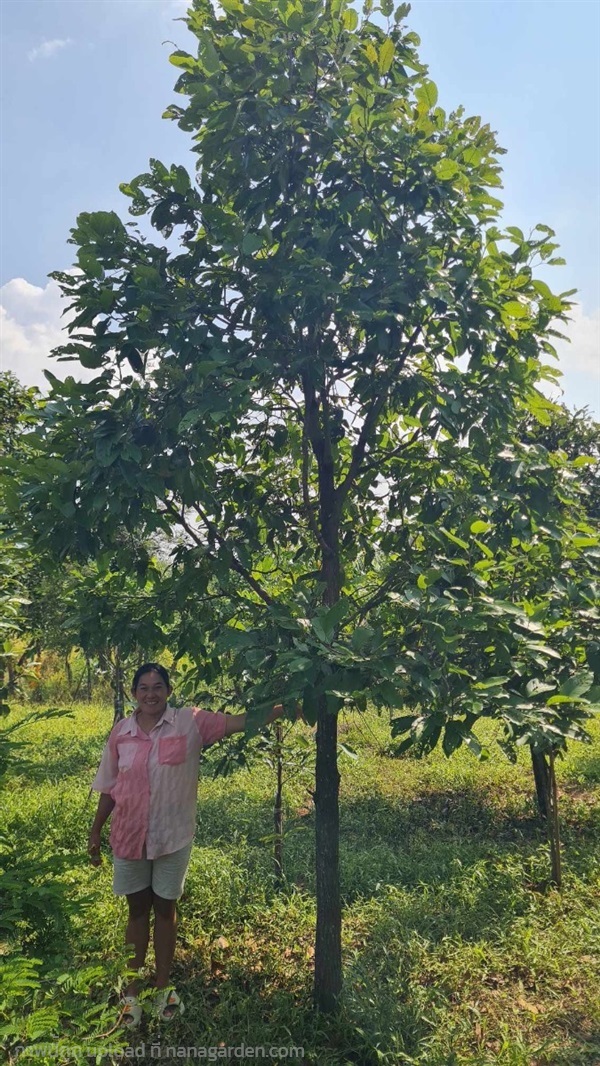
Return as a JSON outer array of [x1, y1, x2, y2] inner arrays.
[[315, 454, 343, 1008], [113, 649, 125, 724], [274, 720, 284, 888], [86, 657, 92, 702], [314, 696, 342, 1012], [547, 750, 562, 888], [303, 372, 343, 1011], [6, 656, 16, 695], [531, 747, 551, 819], [64, 653, 73, 690]]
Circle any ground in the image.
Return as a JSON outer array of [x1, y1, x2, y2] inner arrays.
[[1, 702, 599, 1066]]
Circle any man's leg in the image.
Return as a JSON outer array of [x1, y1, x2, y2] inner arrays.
[[124, 887, 153, 996]]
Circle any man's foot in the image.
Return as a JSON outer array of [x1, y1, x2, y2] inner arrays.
[[155, 988, 183, 1021], [119, 995, 142, 1029]]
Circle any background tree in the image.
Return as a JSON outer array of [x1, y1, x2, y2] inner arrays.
[[0, 373, 41, 704], [6, 0, 595, 1009]]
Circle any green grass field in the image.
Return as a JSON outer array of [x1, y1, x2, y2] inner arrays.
[[1, 702, 599, 1066]]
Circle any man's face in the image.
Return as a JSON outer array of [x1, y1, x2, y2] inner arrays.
[[133, 670, 171, 718]]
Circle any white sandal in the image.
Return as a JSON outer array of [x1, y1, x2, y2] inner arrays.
[[155, 988, 183, 1021], [119, 995, 142, 1028]]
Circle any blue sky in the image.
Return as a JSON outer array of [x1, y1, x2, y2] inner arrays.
[[1, 0, 598, 415]]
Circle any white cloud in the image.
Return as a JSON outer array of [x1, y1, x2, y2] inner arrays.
[[27, 38, 74, 63], [0, 276, 84, 391], [555, 304, 600, 375]]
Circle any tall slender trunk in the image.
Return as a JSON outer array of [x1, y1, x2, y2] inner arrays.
[[314, 696, 341, 1011], [274, 720, 284, 888], [531, 747, 551, 819], [315, 423, 343, 1008], [303, 369, 343, 1012], [531, 747, 562, 886], [64, 653, 73, 691], [86, 657, 92, 702], [113, 649, 125, 724], [547, 750, 562, 888], [6, 656, 16, 695]]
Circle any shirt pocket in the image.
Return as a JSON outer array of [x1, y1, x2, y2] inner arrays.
[[117, 741, 138, 772], [158, 736, 187, 766]]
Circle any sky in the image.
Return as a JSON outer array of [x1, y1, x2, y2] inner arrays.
[[1, 0, 599, 416]]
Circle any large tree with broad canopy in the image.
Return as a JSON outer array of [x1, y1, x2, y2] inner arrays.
[[8, 0, 598, 1010]]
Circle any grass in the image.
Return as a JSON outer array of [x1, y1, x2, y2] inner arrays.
[[1, 700, 599, 1065]]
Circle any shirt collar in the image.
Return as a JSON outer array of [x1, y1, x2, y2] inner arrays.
[[121, 704, 176, 735]]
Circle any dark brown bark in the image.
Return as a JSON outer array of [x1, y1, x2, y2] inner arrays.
[[314, 696, 341, 1012], [302, 370, 343, 1012], [274, 720, 284, 888], [531, 747, 551, 820], [548, 750, 562, 888], [64, 653, 73, 690], [6, 657, 16, 695], [86, 657, 92, 702], [113, 649, 125, 724]]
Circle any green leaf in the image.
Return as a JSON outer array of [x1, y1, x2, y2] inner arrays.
[[526, 644, 562, 660], [377, 681, 405, 709], [434, 158, 459, 181], [470, 520, 491, 534], [121, 343, 144, 374], [439, 527, 469, 550], [169, 50, 197, 71], [318, 599, 349, 642], [301, 687, 318, 726], [559, 671, 594, 699], [201, 38, 221, 74], [474, 676, 509, 690], [526, 679, 556, 697], [311, 618, 330, 643], [171, 165, 191, 194], [178, 409, 203, 432], [77, 250, 103, 279], [502, 300, 528, 319], [343, 8, 358, 30], [378, 38, 395, 75], [416, 80, 438, 110], [76, 347, 104, 370], [241, 233, 264, 255], [462, 732, 484, 759], [390, 714, 416, 736], [443, 721, 463, 757]]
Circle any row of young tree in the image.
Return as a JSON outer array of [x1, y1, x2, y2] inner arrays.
[[1, 0, 599, 1013]]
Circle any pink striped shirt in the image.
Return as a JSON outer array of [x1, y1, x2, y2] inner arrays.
[[91, 705, 235, 860]]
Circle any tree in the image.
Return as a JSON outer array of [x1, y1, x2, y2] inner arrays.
[[0, 374, 41, 704], [6, 0, 591, 1008], [515, 404, 600, 832]]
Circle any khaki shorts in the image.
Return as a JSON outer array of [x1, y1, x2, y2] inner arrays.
[[113, 842, 193, 899]]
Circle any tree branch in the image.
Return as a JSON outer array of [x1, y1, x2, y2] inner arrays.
[[302, 419, 329, 553], [336, 324, 422, 508], [357, 428, 421, 477], [162, 500, 274, 607]]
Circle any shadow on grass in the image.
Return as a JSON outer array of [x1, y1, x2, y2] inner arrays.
[[168, 930, 428, 1066], [192, 782, 599, 935], [12, 734, 107, 784]]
